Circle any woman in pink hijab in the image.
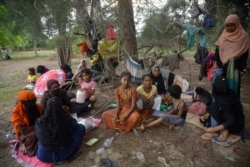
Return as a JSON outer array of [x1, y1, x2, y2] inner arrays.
[[214, 14, 250, 98]]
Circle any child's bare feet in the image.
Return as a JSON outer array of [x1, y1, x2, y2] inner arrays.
[[218, 129, 229, 142], [168, 124, 175, 131], [137, 124, 145, 131]]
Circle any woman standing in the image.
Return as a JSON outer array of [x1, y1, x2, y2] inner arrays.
[[214, 14, 250, 97]]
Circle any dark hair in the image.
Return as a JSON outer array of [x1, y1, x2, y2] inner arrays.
[[80, 68, 92, 77], [169, 85, 182, 99], [142, 73, 152, 80], [60, 64, 72, 73], [28, 67, 36, 75], [120, 71, 131, 79], [37, 65, 49, 74]]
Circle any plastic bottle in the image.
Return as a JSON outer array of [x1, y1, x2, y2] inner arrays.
[[76, 89, 86, 103], [137, 152, 145, 163], [96, 147, 105, 154], [136, 152, 145, 163], [103, 137, 114, 148]]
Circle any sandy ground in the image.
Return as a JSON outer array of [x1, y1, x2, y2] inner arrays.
[[0, 55, 250, 167]]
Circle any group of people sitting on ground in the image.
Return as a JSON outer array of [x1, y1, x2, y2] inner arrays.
[[12, 58, 247, 164], [102, 70, 187, 132], [11, 89, 85, 163], [10, 13, 248, 164]]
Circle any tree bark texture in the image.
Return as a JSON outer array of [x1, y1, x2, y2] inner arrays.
[[56, 36, 72, 67], [118, 0, 138, 60]]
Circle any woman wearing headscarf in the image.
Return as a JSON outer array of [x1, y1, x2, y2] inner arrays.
[[150, 65, 166, 96], [201, 76, 245, 141], [76, 59, 87, 73], [40, 79, 71, 113], [35, 97, 85, 163], [214, 14, 250, 97], [41, 79, 89, 116], [150, 65, 169, 110], [11, 90, 43, 156]]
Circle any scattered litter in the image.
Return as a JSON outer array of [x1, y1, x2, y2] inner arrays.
[[133, 129, 138, 136], [226, 154, 235, 162], [107, 103, 117, 109], [96, 147, 105, 154], [85, 138, 99, 146], [100, 158, 119, 167], [136, 152, 145, 163], [103, 137, 114, 148]]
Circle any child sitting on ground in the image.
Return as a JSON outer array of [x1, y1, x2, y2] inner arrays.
[[136, 74, 161, 112], [25, 67, 38, 89], [102, 71, 149, 132], [27, 67, 38, 84], [71, 68, 97, 109], [138, 84, 187, 131]]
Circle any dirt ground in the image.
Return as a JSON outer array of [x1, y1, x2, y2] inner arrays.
[[0, 55, 250, 167]]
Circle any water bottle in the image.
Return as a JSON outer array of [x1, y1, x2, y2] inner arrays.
[[96, 147, 105, 154], [76, 89, 86, 103], [103, 137, 114, 148], [136, 152, 145, 163]]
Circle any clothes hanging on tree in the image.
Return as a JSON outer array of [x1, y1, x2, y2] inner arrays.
[[184, 22, 207, 47], [203, 14, 215, 29], [194, 46, 209, 81]]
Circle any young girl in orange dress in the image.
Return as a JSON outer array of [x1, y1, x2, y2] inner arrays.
[[102, 71, 150, 132]]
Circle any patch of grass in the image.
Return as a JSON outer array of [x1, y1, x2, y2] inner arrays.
[[11, 50, 56, 59], [0, 84, 23, 101], [10, 71, 26, 82]]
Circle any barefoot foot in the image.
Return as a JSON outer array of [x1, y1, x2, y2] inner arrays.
[[137, 124, 145, 131], [218, 129, 229, 142], [168, 124, 175, 131]]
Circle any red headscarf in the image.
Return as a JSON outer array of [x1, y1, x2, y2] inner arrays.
[[215, 14, 250, 63], [11, 90, 43, 137]]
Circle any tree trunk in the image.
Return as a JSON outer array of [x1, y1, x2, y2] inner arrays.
[[56, 36, 72, 67], [0, 47, 3, 60], [74, 0, 89, 25], [118, 0, 138, 60], [34, 40, 38, 57]]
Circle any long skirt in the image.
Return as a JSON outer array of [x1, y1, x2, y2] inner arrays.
[[102, 107, 152, 132]]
